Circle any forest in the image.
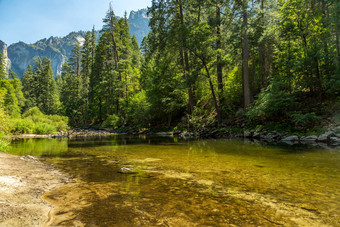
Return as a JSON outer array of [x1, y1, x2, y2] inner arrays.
[[0, 0, 339, 143]]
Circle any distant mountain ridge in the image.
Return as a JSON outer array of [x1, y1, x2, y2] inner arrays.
[[1, 9, 150, 78]]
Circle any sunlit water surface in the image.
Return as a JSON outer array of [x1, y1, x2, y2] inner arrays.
[[8, 135, 340, 226]]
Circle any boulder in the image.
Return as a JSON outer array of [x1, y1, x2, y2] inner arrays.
[[156, 132, 173, 136], [253, 133, 261, 139], [181, 132, 194, 138], [317, 131, 335, 142], [243, 130, 252, 138], [300, 136, 317, 141], [254, 126, 263, 133], [281, 136, 299, 141], [118, 167, 137, 174], [330, 137, 340, 145]]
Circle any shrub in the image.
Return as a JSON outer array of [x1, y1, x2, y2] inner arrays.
[[0, 139, 9, 152], [102, 114, 121, 128], [125, 91, 150, 126], [48, 115, 69, 131], [247, 78, 297, 123], [34, 122, 57, 134], [22, 107, 69, 133], [291, 112, 321, 129], [10, 118, 34, 134]]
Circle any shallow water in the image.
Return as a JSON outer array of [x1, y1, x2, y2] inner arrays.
[[8, 135, 340, 226]]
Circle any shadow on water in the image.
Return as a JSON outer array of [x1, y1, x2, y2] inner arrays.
[[7, 135, 340, 226], [67, 134, 187, 149]]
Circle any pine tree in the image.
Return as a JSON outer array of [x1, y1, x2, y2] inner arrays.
[[22, 65, 37, 110], [60, 62, 82, 126], [80, 30, 96, 125], [22, 57, 61, 115]]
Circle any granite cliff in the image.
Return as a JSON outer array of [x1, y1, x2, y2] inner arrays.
[[0, 40, 11, 77], [8, 32, 87, 78], [129, 9, 150, 45]]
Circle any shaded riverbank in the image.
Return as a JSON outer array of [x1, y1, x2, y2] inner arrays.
[[0, 152, 68, 226]]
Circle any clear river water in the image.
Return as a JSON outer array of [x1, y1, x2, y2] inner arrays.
[[7, 135, 340, 226]]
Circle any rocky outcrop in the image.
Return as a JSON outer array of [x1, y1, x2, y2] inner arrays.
[[0, 40, 11, 76], [317, 131, 335, 142], [8, 41, 66, 78], [281, 136, 299, 141], [129, 9, 151, 45], [7, 32, 88, 78]]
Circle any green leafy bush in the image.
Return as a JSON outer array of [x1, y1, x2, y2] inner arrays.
[[10, 118, 34, 134], [47, 115, 69, 131], [34, 122, 57, 134], [247, 78, 297, 123], [0, 139, 9, 152], [125, 91, 150, 126], [291, 112, 321, 129], [102, 114, 121, 128], [9, 107, 69, 135]]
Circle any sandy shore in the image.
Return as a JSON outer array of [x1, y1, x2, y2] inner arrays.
[[0, 152, 67, 227]]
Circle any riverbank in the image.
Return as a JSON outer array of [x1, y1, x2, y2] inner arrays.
[[0, 152, 68, 226], [112, 124, 340, 146], [9, 128, 116, 140], [7, 122, 340, 147]]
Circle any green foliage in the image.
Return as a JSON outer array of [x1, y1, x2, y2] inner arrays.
[[291, 112, 322, 130], [10, 118, 34, 134], [23, 107, 68, 132], [9, 107, 68, 135], [0, 88, 11, 134], [223, 66, 242, 111], [247, 78, 297, 122], [142, 57, 187, 125], [102, 114, 121, 128], [22, 57, 61, 115], [125, 91, 150, 126], [0, 79, 22, 118], [0, 139, 9, 152], [34, 122, 57, 134]]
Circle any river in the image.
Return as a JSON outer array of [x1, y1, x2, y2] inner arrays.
[[8, 135, 340, 226]]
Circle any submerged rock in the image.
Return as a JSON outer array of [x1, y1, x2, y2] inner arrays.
[[118, 167, 137, 174]]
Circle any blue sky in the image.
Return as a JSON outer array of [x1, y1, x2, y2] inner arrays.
[[0, 0, 151, 45]]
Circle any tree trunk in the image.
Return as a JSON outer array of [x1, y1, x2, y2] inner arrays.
[[202, 58, 221, 123], [260, 0, 266, 88], [335, 2, 340, 74], [177, 0, 195, 113], [242, 7, 251, 108], [216, 5, 223, 97], [260, 48, 266, 87]]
